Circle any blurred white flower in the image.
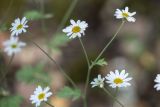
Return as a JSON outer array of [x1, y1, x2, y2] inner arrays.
[[62, 19, 88, 39], [3, 37, 26, 56], [10, 17, 28, 36], [114, 7, 136, 22], [91, 74, 105, 88], [154, 74, 160, 91], [30, 86, 52, 107], [105, 70, 132, 88]]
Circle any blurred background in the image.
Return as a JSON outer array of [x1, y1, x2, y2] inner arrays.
[[0, 0, 160, 107]]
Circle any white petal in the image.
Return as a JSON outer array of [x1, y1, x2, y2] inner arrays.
[[129, 12, 136, 16], [127, 17, 136, 22], [125, 7, 129, 12], [70, 19, 76, 25]]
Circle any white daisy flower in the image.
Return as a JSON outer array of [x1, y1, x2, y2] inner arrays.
[[62, 19, 88, 39], [114, 7, 136, 22], [10, 17, 28, 36], [3, 37, 26, 56], [30, 86, 52, 107], [90, 74, 105, 88], [105, 70, 132, 88], [154, 74, 160, 91]]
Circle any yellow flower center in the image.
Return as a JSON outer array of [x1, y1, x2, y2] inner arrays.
[[72, 26, 81, 33], [11, 44, 17, 48], [38, 93, 45, 100], [122, 12, 129, 18], [114, 78, 123, 84], [16, 24, 23, 30]]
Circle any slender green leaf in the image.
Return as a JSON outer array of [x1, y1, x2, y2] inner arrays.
[[93, 58, 108, 66], [24, 10, 53, 20]]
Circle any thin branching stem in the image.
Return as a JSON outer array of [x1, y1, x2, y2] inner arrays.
[[102, 87, 124, 107], [78, 37, 91, 107], [83, 66, 92, 107], [78, 37, 90, 66], [82, 20, 125, 107], [94, 20, 125, 63], [27, 32, 77, 88]]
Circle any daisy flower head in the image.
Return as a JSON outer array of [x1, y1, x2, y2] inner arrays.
[[154, 74, 160, 91], [3, 37, 26, 56], [90, 74, 105, 88], [105, 69, 132, 88], [62, 19, 88, 39], [30, 86, 52, 107], [10, 17, 28, 37], [114, 6, 136, 22]]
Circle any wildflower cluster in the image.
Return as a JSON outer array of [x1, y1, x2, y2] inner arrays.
[[1, 5, 160, 107]]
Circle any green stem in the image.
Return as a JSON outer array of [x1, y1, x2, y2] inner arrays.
[[82, 95, 87, 107], [78, 37, 90, 67], [0, 54, 15, 83], [78, 36, 95, 107], [84, 67, 92, 95], [94, 21, 125, 63], [83, 64, 94, 107], [112, 87, 119, 107], [45, 102, 55, 107], [56, 0, 78, 32], [102, 87, 124, 107], [27, 33, 77, 88], [115, 87, 119, 97]]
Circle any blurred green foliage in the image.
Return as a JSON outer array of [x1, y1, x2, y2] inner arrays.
[[0, 23, 8, 31], [24, 10, 53, 21], [16, 63, 51, 86], [0, 95, 23, 107], [49, 33, 71, 52], [57, 86, 81, 101]]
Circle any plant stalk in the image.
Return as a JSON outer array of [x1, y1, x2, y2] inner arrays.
[[102, 87, 124, 107], [45, 102, 55, 107], [27, 33, 77, 88], [94, 21, 125, 63]]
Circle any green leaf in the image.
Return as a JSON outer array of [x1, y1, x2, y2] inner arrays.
[[93, 58, 108, 66], [16, 63, 51, 85], [57, 86, 81, 101], [49, 33, 71, 52], [0, 95, 23, 107], [24, 10, 53, 20]]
